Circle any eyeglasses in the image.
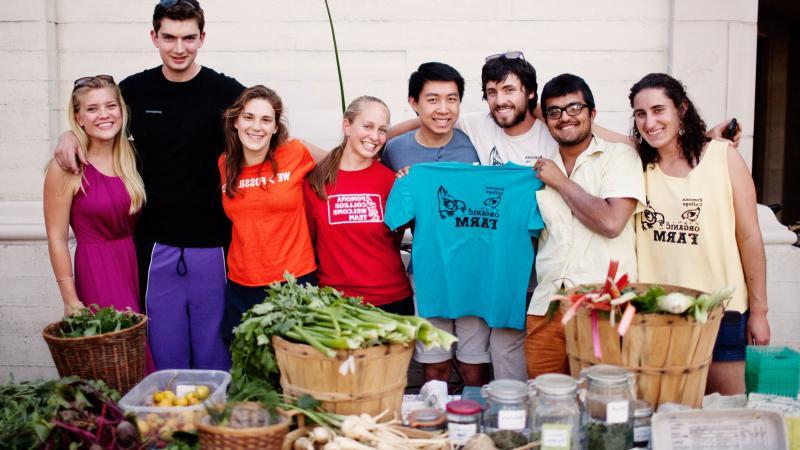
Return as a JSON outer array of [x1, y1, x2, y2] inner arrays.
[[158, 0, 197, 10], [545, 102, 589, 120], [485, 51, 525, 62], [73, 75, 116, 89]]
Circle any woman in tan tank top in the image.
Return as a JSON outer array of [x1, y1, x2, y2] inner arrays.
[[628, 73, 770, 395]]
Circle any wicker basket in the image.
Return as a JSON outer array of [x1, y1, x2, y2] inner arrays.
[[197, 402, 291, 450], [273, 335, 414, 417], [42, 313, 148, 394], [563, 284, 723, 408]]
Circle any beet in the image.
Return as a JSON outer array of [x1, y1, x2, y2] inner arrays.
[[116, 421, 139, 448]]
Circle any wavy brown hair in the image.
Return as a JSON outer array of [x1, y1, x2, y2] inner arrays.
[[307, 96, 389, 200], [222, 85, 288, 198], [629, 73, 710, 169]]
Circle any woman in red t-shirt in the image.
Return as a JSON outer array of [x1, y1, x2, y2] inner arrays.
[[305, 96, 413, 314], [218, 85, 317, 343]]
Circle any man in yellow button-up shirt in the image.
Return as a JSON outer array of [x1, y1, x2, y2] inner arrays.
[[524, 74, 646, 379]]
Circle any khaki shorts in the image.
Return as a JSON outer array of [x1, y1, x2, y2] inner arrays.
[[415, 316, 492, 364], [410, 275, 528, 380]]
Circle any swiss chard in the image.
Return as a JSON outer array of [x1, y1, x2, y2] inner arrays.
[[59, 305, 141, 338]]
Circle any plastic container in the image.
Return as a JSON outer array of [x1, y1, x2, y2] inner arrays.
[[481, 379, 532, 441], [446, 400, 482, 445], [651, 409, 788, 450], [119, 369, 231, 441], [529, 374, 582, 450], [580, 365, 635, 450], [407, 407, 446, 432], [746, 346, 800, 398], [631, 399, 653, 449]]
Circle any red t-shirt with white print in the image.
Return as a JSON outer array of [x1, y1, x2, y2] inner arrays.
[[303, 161, 411, 305]]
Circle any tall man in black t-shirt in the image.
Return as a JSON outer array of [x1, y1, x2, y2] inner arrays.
[[55, 0, 244, 370]]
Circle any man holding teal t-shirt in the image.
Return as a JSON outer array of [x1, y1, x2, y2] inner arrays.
[[385, 162, 544, 380]]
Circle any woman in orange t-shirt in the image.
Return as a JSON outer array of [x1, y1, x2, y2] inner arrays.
[[218, 85, 316, 343]]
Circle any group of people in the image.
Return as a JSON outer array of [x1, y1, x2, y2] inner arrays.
[[44, 0, 770, 396]]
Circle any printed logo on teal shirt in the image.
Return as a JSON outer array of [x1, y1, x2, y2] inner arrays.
[[436, 185, 504, 230]]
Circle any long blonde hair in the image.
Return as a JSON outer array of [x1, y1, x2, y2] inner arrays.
[[68, 77, 146, 214], [307, 95, 389, 200]]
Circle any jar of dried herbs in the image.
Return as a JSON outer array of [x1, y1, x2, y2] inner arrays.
[[580, 365, 634, 450], [481, 379, 532, 442], [529, 374, 581, 450]]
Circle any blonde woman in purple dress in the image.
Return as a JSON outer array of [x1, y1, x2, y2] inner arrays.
[[44, 75, 146, 318]]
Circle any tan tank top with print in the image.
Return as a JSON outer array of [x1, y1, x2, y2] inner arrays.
[[636, 140, 747, 312]]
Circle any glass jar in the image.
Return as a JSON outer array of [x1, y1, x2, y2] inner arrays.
[[481, 379, 532, 441], [408, 407, 446, 432], [446, 400, 482, 446], [631, 399, 653, 449], [529, 374, 582, 450], [580, 365, 634, 450]]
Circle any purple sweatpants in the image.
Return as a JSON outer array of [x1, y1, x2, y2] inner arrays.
[[145, 243, 230, 370]]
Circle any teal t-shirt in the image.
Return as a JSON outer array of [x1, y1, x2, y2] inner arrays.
[[385, 162, 544, 330]]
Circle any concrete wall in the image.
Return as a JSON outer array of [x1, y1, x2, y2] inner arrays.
[[3, 0, 793, 382]]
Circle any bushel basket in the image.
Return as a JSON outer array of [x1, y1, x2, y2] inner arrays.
[[273, 335, 414, 417], [563, 283, 723, 408], [42, 313, 148, 394]]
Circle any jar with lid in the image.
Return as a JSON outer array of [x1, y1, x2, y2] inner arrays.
[[446, 400, 482, 446], [580, 365, 634, 450], [631, 399, 653, 449], [481, 379, 532, 441], [529, 374, 582, 450], [408, 407, 446, 432]]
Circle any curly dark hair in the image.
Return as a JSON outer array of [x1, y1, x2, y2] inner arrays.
[[481, 56, 538, 113], [628, 73, 709, 169]]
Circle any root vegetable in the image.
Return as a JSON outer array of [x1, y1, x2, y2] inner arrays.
[[340, 415, 374, 441], [136, 419, 150, 436], [657, 292, 694, 314], [294, 436, 315, 450], [463, 433, 497, 450], [334, 436, 376, 450], [313, 426, 335, 444], [116, 421, 138, 447]]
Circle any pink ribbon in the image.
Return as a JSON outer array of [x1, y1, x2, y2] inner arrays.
[[591, 310, 602, 360]]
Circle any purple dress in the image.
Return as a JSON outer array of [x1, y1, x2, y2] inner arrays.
[[70, 164, 141, 313]]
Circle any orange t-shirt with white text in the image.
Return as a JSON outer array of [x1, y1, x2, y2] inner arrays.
[[219, 139, 316, 286]]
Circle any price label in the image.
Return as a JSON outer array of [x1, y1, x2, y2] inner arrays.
[[448, 422, 477, 445], [498, 409, 527, 430], [606, 401, 629, 424], [542, 423, 571, 449], [175, 384, 196, 398]]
